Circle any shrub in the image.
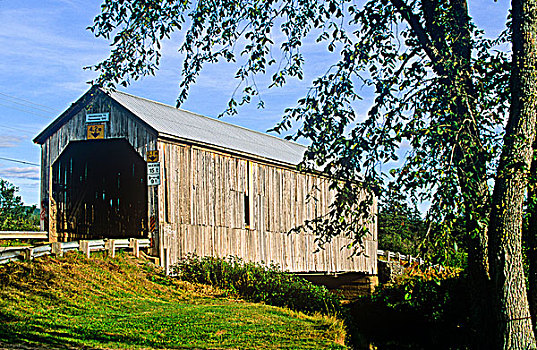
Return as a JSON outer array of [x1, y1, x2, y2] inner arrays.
[[373, 274, 468, 325], [172, 254, 341, 315], [350, 271, 473, 349]]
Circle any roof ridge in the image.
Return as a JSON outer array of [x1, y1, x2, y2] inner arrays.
[[104, 88, 307, 150]]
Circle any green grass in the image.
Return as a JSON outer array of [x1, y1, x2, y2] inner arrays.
[[0, 239, 34, 247], [0, 252, 347, 349]]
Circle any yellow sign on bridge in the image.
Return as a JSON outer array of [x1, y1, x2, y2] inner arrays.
[[87, 124, 105, 139], [146, 150, 159, 162]]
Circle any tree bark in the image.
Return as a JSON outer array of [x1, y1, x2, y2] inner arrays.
[[530, 221, 537, 335], [488, 0, 537, 348], [446, 2, 495, 345], [525, 153, 537, 328]]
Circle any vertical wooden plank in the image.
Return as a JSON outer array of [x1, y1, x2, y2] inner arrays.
[[48, 164, 57, 242], [190, 147, 199, 225], [215, 155, 221, 227], [248, 161, 254, 230], [184, 146, 191, 225]]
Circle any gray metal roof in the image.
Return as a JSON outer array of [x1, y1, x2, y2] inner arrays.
[[106, 89, 306, 165]]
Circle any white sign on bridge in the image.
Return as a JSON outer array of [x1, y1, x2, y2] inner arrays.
[[86, 112, 109, 123], [147, 162, 161, 186]]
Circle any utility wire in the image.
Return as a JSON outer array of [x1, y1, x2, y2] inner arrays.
[[0, 156, 39, 166], [0, 96, 57, 114], [0, 124, 39, 135], [0, 92, 57, 112], [0, 102, 53, 118]]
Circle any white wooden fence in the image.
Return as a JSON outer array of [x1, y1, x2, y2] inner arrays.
[[377, 249, 425, 265], [0, 231, 48, 240], [0, 238, 150, 265], [1, 232, 438, 272], [377, 249, 448, 272]]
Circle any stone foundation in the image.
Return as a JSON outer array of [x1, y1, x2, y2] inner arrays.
[[377, 260, 405, 284], [298, 272, 379, 299]]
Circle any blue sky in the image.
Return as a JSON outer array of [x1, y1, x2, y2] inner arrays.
[[0, 0, 510, 205]]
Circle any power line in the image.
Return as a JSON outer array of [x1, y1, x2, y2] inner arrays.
[[0, 102, 53, 118], [0, 124, 39, 135], [0, 96, 57, 114], [0, 92, 57, 112], [0, 156, 39, 166]]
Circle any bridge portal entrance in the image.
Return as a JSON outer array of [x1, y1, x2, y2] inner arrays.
[[51, 139, 147, 241]]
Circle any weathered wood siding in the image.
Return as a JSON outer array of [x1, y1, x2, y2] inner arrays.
[[38, 89, 376, 273], [39, 92, 158, 241], [158, 140, 377, 274]]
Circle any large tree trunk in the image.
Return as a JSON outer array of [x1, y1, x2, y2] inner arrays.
[[421, 0, 491, 283], [525, 153, 537, 328], [405, 0, 493, 344], [488, 0, 537, 348], [439, 1, 494, 344], [450, 2, 494, 344], [530, 215, 537, 334]]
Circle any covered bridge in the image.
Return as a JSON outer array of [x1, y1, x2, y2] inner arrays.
[[34, 86, 377, 274]]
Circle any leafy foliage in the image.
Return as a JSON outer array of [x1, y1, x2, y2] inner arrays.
[[87, 0, 510, 249], [378, 189, 426, 257], [87, 1, 537, 345], [348, 265, 472, 349], [173, 254, 341, 315], [378, 188, 467, 267], [375, 276, 465, 324], [369, 275, 471, 348], [0, 178, 38, 231]]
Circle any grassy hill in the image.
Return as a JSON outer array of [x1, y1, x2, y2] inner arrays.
[[0, 252, 346, 349]]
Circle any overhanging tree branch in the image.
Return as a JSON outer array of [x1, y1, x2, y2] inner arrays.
[[389, 0, 447, 76]]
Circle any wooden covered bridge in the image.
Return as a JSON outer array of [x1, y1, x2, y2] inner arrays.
[[34, 86, 377, 274]]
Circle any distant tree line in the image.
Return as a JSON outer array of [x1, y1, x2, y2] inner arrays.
[[378, 189, 466, 268], [0, 178, 39, 231]]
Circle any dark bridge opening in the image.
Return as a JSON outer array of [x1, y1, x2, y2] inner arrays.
[[52, 139, 147, 241]]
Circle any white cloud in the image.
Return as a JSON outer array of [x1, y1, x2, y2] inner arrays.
[[0, 3, 109, 96], [0, 135, 24, 148], [0, 166, 40, 181]]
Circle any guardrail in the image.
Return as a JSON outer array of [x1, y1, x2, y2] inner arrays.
[[377, 249, 447, 272], [377, 249, 425, 265], [0, 231, 48, 240], [0, 238, 151, 265]]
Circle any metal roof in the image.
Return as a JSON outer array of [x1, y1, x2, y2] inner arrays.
[[34, 87, 307, 166], [106, 89, 306, 165]]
